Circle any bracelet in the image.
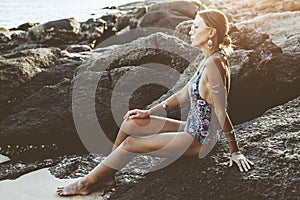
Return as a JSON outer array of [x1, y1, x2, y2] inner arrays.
[[223, 129, 235, 135], [161, 100, 169, 110], [231, 151, 241, 156]]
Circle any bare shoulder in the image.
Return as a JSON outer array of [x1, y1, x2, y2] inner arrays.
[[204, 54, 228, 77]]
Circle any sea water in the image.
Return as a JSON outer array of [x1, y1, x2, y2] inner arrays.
[[0, 0, 142, 29]]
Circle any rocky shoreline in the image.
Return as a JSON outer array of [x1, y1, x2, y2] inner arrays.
[[0, 0, 299, 199]]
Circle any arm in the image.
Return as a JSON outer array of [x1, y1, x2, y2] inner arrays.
[[123, 83, 189, 119], [148, 83, 189, 115], [205, 57, 253, 172], [205, 57, 239, 154]]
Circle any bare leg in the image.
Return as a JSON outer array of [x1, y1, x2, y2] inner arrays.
[[106, 116, 185, 185], [57, 132, 200, 196], [112, 116, 186, 151]]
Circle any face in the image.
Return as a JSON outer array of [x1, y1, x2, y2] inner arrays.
[[189, 15, 210, 48]]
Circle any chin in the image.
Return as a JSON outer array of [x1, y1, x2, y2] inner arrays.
[[190, 41, 196, 47], [190, 42, 200, 48]]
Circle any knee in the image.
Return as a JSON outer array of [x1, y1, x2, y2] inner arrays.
[[121, 118, 148, 134], [122, 136, 136, 150]]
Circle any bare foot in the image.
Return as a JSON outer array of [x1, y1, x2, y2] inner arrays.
[[103, 179, 116, 186], [57, 179, 92, 196], [102, 175, 116, 186]]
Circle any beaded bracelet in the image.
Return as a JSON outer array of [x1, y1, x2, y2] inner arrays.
[[223, 129, 235, 135]]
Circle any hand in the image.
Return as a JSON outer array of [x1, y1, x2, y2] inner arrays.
[[229, 151, 254, 172], [123, 109, 150, 120]]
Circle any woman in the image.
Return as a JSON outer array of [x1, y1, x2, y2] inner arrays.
[[57, 9, 254, 196]]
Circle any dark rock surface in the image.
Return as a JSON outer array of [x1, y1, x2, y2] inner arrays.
[[108, 96, 300, 200], [0, 2, 299, 199], [0, 32, 198, 146], [3, 95, 295, 199], [28, 18, 81, 45]]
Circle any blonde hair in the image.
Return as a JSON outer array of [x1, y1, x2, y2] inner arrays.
[[197, 9, 232, 52]]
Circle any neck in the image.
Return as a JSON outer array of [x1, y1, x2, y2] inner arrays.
[[201, 46, 220, 59]]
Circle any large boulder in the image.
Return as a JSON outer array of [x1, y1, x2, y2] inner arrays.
[[236, 11, 300, 53], [0, 47, 63, 118], [140, 0, 203, 29], [28, 18, 81, 46], [228, 51, 300, 123], [0, 32, 199, 148], [213, 0, 300, 23]]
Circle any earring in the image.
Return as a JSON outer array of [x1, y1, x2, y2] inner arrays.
[[208, 38, 213, 50]]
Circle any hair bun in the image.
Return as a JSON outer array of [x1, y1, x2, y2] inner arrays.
[[222, 34, 231, 48]]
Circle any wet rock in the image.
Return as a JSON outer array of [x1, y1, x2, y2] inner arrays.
[[140, 0, 202, 29], [0, 157, 59, 181], [0, 48, 63, 119]]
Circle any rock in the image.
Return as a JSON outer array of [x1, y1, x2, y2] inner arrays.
[[109, 96, 300, 200], [0, 27, 9, 32], [213, 0, 300, 23], [283, 34, 300, 54], [65, 44, 92, 53], [115, 7, 148, 32], [228, 51, 300, 123], [79, 18, 107, 46], [28, 18, 81, 45], [0, 32, 198, 148], [103, 6, 117, 10], [230, 26, 282, 54], [10, 30, 28, 43], [0, 78, 77, 145], [0, 29, 11, 43], [174, 19, 193, 43], [0, 48, 63, 120], [15, 22, 40, 31], [73, 32, 199, 144], [236, 11, 300, 53], [140, 0, 202, 29]]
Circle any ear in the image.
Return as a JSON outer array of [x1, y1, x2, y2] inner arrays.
[[208, 28, 217, 37]]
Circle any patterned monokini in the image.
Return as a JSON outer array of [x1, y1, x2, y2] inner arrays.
[[184, 57, 222, 157], [184, 65, 212, 144]]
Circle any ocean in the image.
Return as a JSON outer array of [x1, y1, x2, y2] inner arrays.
[[0, 0, 142, 29]]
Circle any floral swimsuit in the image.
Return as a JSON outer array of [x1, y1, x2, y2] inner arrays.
[[184, 65, 212, 144]]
